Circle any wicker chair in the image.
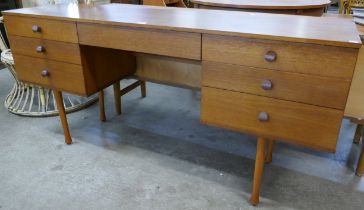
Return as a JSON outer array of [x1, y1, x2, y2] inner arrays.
[[340, 0, 364, 14]]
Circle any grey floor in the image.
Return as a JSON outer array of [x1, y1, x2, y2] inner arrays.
[[0, 68, 364, 210]]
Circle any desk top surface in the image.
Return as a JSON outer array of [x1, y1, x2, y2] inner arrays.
[[190, 0, 331, 9], [3, 3, 361, 48]]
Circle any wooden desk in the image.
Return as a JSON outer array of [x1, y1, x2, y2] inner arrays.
[[191, 0, 331, 16], [3, 3, 361, 205]]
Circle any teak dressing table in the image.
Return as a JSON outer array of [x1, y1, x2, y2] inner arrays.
[[2, 3, 361, 205], [191, 0, 331, 16]]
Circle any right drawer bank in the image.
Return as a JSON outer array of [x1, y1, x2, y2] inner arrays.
[[200, 34, 358, 152]]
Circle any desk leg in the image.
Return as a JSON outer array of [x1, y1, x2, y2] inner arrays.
[[54, 90, 72, 145], [99, 90, 106, 122], [250, 137, 266, 206], [354, 124, 363, 144], [140, 80, 146, 98], [113, 82, 121, 115], [356, 143, 364, 177], [265, 139, 274, 164]]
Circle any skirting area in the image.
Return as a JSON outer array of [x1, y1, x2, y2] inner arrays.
[[0, 68, 364, 209]]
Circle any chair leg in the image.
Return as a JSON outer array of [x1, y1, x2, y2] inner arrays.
[[250, 137, 266, 206], [265, 139, 274, 164], [113, 81, 121, 115], [53, 90, 72, 145], [140, 80, 146, 97], [354, 124, 363, 144], [99, 90, 106, 122], [356, 142, 364, 177]]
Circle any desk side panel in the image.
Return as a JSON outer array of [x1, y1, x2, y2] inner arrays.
[[80, 45, 136, 95], [345, 46, 364, 119]]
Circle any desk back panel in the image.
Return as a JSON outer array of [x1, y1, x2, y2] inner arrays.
[[136, 55, 201, 89]]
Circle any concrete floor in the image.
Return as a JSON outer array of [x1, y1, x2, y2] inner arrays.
[[1, 69, 364, 210]]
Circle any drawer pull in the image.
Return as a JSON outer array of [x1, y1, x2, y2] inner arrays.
[[261, 80, 273, 90], [264, 51, 277, 62], [258, 112, 269, 122], [41, 69, 50, 77], [36, 46, 45, 53], [32, 25, 41, 33]]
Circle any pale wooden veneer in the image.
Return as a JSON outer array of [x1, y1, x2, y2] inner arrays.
[[3, 4, 360, 48], [203, 34, 358, 79], [201, 87, 343, 152], [4, 16, 78, 43], [202, 61, 351, 109], [13, 54, 86, 95], [77, 23, 201, 60], [9, 35, 82, 65]]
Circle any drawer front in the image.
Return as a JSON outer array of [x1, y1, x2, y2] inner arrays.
[[201, 87, 343, 152], [9, 36, 81, 65], [4, 15, 78, 43], [202, 61, 351, 109], [78, 23, 201, 60], [13, 55, 86, 95], [202, 34, 357, 79]]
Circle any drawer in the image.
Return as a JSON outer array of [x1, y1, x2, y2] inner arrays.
[[9, 36, 81, 65], [202, 34, 358, 79], [4, 15, 78, 43], [77, 23, 201, 60], [202, 61, 351, 109], [13, 55, 86, 95], [201, 87, 343, 152]]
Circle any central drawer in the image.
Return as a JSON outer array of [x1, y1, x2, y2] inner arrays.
[[201, 87, 343, 152], [202, 34, 358, 79], [13, 54, 86, 95], [202, 61, 351, 109], [77, 23, 201, 60]]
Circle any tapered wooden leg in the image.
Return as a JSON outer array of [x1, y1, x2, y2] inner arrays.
[[99, 90, 106, 122], [140, 80, 146, 98], [250, 137, 266, 206], [265, 139, 274, 164], [53, 90, 72, 145], [113, 81, 121, 115], [354, 124, 363, 144], [356, 143, 364, 177]]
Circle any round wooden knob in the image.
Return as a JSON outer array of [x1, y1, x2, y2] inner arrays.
[[36, 46, 45, 53], [261, 80, 273, 90], [32, 25, 41, 32], [264, 51, 277, 62], [258, 112, 269, 122], [41, 69, 50, 77]]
